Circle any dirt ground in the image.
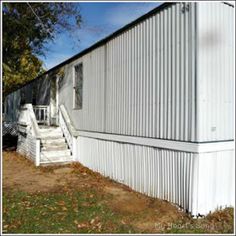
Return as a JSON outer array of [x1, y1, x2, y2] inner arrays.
[[2, 151, 234, 233]]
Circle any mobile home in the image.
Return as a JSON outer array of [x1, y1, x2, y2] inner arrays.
[[4, 2, 235, 216]]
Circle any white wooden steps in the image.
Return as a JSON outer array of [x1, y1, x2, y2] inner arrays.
[[39, 126, 74, 165]]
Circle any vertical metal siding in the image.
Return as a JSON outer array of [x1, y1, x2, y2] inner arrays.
[[105, 3, 197, 141], [64, 46, 106, 132], [197, 2, 234, 141], [56, 3, 198, 142], [77, 136, 196, 213], [6, 2, 234, 143], [77, 136, 234, 216], [17, 133, 38, 163], [192, 149, 235, 215]]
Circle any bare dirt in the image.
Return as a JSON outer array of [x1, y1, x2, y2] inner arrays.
[[2, 151, 234, 233]]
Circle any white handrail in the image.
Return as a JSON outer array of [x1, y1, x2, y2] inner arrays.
[[59, 105, 79, 161], [18, 104, 41, 166], [59, 105, 79, 136], [33, 105, 50, 125], [27, 104, 41, 138]]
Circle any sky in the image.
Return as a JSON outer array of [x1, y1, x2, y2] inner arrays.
[[39, 2, 162, 70]]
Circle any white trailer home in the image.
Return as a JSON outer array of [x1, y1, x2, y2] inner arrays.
[[4, 2, 234, 216]]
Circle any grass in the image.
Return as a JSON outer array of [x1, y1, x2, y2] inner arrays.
[[3, 189, 234, 234], [2, 150, 234, 234], [2, 190, 135, 234]]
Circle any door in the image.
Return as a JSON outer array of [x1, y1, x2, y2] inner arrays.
[[50, 77, 58, 126]]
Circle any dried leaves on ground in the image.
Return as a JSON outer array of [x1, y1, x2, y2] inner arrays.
[[2, 151, 234, 234]]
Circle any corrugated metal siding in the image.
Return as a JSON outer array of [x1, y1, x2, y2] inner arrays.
[[192, 149, 235, 215], [5, 90, 21, 122], [17, 133, 37, 162], [78, 136, 196, 213], [5, 2, 234, 143], [105, 3, 197, 141], [59, 2, 234, 143], [197, 2, 234, 141], [80, 47, 105, 131], [59, 46, 106, 132], [62, 3, 197, 141], [77, 136, 234, 215], [5, 74, 50, 122]]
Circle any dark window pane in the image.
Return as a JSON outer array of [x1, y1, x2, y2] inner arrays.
[[74, 63, 83, 109]]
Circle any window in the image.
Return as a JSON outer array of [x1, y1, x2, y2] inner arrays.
[[20, 90, 26, 105], [32, 84, 37, 105], [73, 63, 83, 109]]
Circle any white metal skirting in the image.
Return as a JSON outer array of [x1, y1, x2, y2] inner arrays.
[[77, 136, 234, 216], [17, 132, 40, 165]]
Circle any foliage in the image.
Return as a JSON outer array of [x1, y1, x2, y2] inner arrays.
[[2, 2, 82, 97], [3, 50, 45, 96]]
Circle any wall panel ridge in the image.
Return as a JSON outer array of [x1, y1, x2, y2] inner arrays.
[[104, 3, 197, 141]]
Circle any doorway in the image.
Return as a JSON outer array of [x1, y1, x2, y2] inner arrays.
[[50, 77, 58, 126]]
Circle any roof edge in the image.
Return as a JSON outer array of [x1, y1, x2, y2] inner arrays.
[[43, 2, 174, 75], [6, 2, 174, 96]]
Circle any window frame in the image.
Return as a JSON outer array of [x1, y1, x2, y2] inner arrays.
[[73, 62, 83, 110]]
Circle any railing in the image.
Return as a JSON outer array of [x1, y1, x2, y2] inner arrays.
[[33, 105, 50, 125], [18, 104, 41, 166], [58, 105, 79, 161]]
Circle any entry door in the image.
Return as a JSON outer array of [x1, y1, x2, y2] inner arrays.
[[50, 77, 58, 126]]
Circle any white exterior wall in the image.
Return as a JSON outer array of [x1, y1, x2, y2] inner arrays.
[[60, 2, 234, 142], [5, 75, 51, 122], [197, 2, 234, 141], [5, 89, 21, 122], [59, 46, 106, 132], [193, 150, 235, 215], [105, 3, 196, 141], [77, 136, 234, 216], [6, 2, 234, 143], [59, 2, 198, 141]]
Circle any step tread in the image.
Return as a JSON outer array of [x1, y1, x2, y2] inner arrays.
[[41, 138, 66, 143], [40, 131, 62, 134], [41, 146, 69, 151], [40, 156, 73, 163], [40, 156, 72, 163], [40, 160, 74, 166], [41, 143, 68, 148], [40, 135, 64, 140], [41, 150, 71, 155]]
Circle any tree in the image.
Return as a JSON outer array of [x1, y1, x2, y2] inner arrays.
[[2, 2, 82, 97]]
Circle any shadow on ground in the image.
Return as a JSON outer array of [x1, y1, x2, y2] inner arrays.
[[2, 134, 18, 151]]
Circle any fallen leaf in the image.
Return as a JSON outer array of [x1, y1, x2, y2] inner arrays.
[[62, 206, 68, 211], [57, 200, 65, 206], [77, 223, 87, 229], [121, 220, 126, 224]]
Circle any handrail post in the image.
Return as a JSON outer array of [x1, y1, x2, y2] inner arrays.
[[35, 138, 40, 166], [72, 137, 77, 161], [47, 106, 50, 126], [59, 105, 79, 161]]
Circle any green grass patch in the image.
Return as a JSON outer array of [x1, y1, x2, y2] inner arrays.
[[2, 190, 135, 234]]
